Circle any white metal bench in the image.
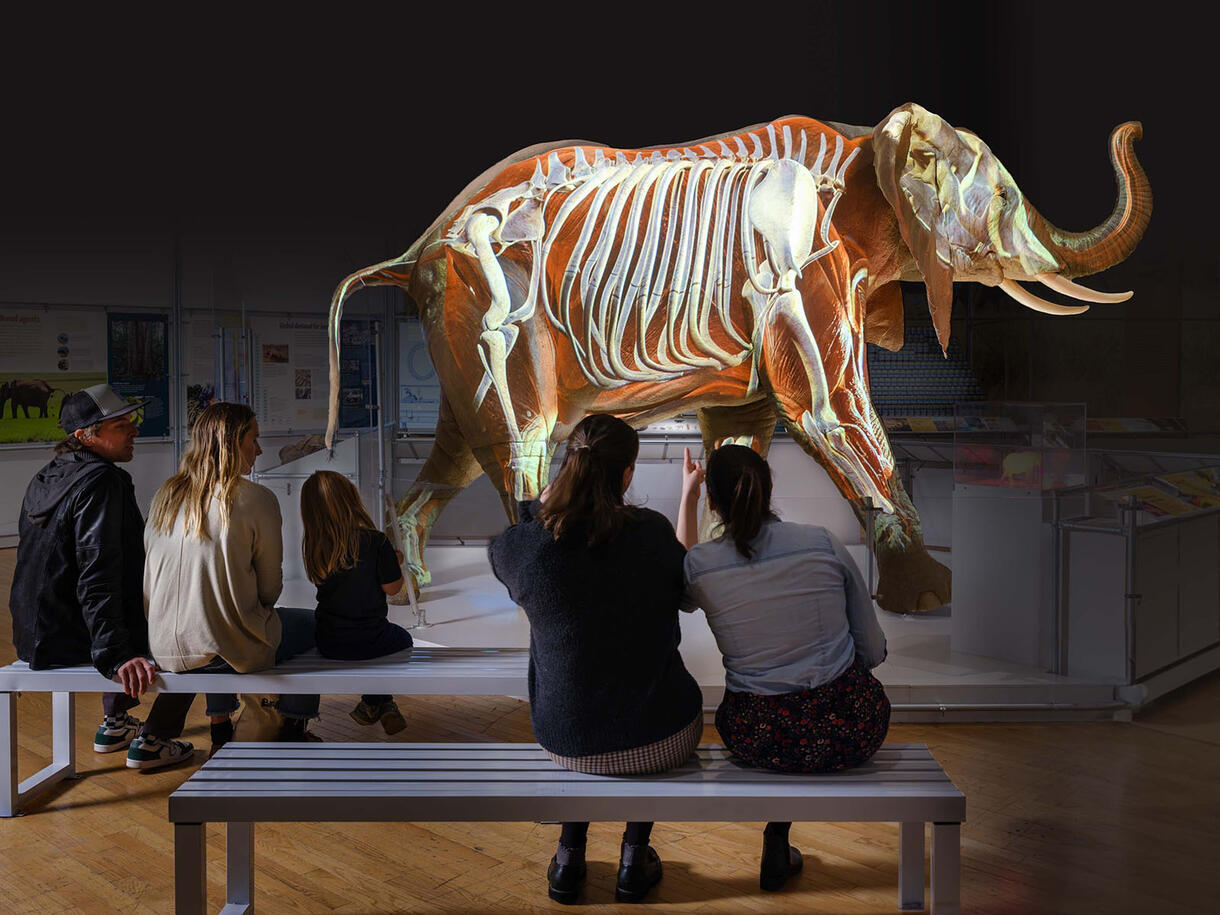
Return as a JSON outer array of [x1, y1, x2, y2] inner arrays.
[[169, 742, 965, 914], [0, 647, 529, 817]]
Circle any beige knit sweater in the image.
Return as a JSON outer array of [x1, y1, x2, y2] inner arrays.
[[145, 478, 284, 673]]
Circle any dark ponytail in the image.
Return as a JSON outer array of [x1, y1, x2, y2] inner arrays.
[[706, 444, 775, 559], [538, 413, 640, 547]]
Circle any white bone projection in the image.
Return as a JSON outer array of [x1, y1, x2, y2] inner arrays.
[[442, 125, 885, 509]]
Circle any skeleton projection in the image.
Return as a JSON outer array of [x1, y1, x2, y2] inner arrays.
[[325, 103, 1151, 614]]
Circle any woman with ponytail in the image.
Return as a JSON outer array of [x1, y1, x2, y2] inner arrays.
[[676, 443, 890, 893], [489, 413, 702, 906]]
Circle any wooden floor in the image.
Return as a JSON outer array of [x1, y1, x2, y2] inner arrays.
[[2, 547, 1217, 914]]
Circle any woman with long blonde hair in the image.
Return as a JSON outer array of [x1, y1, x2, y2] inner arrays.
[[301, 470, 411, 734], [144, 402, 320, 751]]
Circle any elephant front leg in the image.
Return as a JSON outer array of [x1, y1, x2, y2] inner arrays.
[[760, 288, 895, 513], [759, 289, 949, 614], [868, 475, 952, 614]]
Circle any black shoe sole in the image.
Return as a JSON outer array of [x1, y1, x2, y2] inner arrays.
[[547, 885, 581, 905], [614, 884, 658, 904], [614, 870, 662, 904], [760, 846, 803, 891]]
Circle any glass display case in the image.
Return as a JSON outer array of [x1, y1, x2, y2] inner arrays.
[[953, 401, 1087, 491]]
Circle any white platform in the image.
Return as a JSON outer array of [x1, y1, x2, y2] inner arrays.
[[282, 543, 1125, 722]]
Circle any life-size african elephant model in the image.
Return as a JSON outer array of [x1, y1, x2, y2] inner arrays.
[[324, 102, 1150, 614], [0, 379, 62, 419]]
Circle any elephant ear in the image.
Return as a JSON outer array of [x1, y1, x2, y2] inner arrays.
[[873, 103, 955, 355]]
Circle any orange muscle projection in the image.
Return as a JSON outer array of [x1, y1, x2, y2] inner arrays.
[[325, 104, 1150, 614]]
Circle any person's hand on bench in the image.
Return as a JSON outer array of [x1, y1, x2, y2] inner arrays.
[[114, 657, 159, 698]]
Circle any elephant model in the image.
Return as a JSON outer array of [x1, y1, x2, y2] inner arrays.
[[323, 102, 1151, 614], [0, 379, 62, 419]]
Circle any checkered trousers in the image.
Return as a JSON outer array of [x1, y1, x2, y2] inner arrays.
[[544, 713, 703, 775]]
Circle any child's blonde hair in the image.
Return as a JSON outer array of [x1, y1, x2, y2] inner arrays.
[[301, 470, 379, 585]]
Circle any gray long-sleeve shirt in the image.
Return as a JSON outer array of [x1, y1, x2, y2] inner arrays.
[[682, 520, 887, 695]]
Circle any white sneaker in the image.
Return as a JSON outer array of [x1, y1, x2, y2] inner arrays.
[[94, 712, 143, 753], [126, 736, 195, 770]]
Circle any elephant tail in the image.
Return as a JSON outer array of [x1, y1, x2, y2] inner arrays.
[[325, 252, 418, 451]]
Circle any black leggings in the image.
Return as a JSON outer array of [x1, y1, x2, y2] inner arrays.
[[560, 821, 653, 847]]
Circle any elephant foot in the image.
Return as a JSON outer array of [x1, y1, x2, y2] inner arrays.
[[874, 548, 951, 615], [386, 577, 421, 606]]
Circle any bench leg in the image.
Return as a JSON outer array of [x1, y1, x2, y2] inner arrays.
[[225, 822, 254, 914], [930, 821, 961, 915], [898, 821, 925, 910], [52, 692, 77, 778], [1, 692, 16, 817], [175, 822, 207, 915]]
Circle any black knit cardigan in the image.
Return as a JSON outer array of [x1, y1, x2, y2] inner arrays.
[[488, 502, 702, 757]]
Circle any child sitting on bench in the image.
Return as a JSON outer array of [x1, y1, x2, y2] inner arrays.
[[301, 470, 412, 734]]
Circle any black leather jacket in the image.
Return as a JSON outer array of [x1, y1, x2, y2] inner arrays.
[[9, 449, 149, 677]]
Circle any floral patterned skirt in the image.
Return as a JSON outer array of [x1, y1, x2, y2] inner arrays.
[[714, 659, 891, 773]]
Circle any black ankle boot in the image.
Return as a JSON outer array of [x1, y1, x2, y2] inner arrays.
[[546, 843, 586, 904], [615, 839, 662, 903], [759, 833, 803, 891], [278, 718, 321, 742]]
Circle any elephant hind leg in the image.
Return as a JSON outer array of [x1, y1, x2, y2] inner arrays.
[[394, 392, 483, 589]]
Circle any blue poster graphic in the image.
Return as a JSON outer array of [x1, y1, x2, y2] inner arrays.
[[107, 312, 170, 437]]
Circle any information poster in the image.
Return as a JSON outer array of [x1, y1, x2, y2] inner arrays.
[[398, 318, 440, 432], [338, 319, 378, 430], [108, 313, 170, 436], [0, 307, 107, 443], [182, 313, 380, 433], [248, 316, 331, 431], [183, 314, 220, 429]]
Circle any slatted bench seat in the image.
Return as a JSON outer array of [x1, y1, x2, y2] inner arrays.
[[0, 647, 529, 816], [170, 742, 965, 914]]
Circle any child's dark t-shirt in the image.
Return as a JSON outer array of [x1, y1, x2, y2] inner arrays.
[[314, 529, 402, 649]]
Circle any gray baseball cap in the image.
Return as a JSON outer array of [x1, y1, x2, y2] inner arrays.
[[59, 384, 147, 433]]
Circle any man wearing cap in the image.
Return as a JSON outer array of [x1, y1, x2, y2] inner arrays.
[[8, 383, 195, 770]]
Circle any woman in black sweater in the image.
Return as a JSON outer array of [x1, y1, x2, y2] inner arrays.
[[489, 413, 702, 905]]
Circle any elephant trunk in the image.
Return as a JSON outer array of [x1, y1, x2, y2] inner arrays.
[[1027, 121, 1152, 279]]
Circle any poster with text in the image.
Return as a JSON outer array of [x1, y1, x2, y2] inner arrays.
[[338, 319, 378, 430], [182, 314, 222, 429], [398, 318, 440, 432], [0, 307, 107, 443], [108, 312, 170, 436], [248, 316, 331, 432]]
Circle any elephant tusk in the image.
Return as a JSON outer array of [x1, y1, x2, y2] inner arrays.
[[1035, 273, 1133, 304], [999, 279, 1090, 316]]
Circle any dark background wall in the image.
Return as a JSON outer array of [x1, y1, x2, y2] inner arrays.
[[3, 6, 1213, 427]]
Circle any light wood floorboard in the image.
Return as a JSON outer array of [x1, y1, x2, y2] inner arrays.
[[1, 547, 1217, 913]]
